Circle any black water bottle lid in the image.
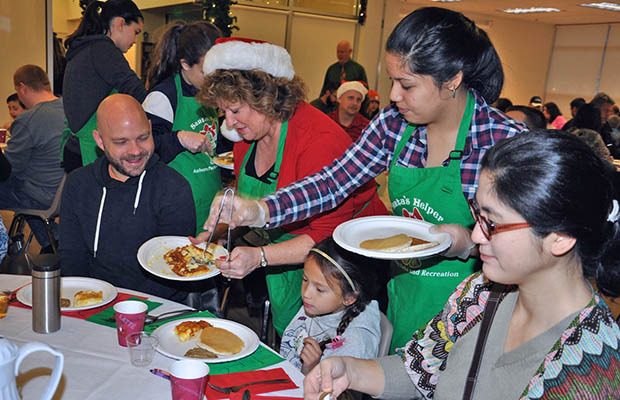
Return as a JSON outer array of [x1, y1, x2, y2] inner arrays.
[[29, 254, 60, 272]]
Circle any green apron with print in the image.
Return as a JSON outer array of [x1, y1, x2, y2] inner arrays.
[[169, 74, 222, 235], [387, 92, 479, 351], [60, 89, 119, 166], [237, 121, 302, 336]]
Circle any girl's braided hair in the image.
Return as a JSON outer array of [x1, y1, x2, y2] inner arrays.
[[309, 238, 377, 349]]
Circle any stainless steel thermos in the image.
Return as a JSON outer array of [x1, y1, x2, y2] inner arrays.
[[31, 254, 61, 333]]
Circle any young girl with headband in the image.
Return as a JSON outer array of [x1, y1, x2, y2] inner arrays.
[[280, 238, 381, 374]]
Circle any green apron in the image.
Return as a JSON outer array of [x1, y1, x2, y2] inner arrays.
[[60, 89, 119, 166], [387, 92, 479, 351], [236, 121, 303, 336], [169, 74, 221, 235]]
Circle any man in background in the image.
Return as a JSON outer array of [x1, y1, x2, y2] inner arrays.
[[505, 105, 546, 131], [329, 81, 369, 142], [0, 65, 64, 253], [320, 40, 367, 97], [562, 97, 586, 131], [59, 94, 196, 301], [310, 82, 338, 115]]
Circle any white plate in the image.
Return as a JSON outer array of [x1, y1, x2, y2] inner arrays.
[[137, 236, 226, 281], [16, 277, 117, 311], [153, 317, 260, 363], [333, 216, 452, 260], [212, 151, 234, 170]]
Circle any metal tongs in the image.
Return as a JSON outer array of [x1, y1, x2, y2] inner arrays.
[[201, 188, 235, 316], [201, 187, 235, 262]]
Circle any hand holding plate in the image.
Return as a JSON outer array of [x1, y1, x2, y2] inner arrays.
[[429, 224, 476, 259]]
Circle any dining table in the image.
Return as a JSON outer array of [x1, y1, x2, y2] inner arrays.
[[0, 273, 304, 399]]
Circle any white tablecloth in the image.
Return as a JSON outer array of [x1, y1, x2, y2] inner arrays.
[[0, 274, 304, 399]]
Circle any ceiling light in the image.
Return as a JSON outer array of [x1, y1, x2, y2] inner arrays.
[[503, 7, 561, 14], [580, 2, 620, 11]]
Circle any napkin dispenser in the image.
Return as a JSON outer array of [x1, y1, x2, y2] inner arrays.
[[0, 337, 64, 400]]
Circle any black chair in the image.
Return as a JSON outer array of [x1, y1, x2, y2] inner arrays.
[[7, 174, 66, 255]]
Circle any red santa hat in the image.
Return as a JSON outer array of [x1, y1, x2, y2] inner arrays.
[[203, 37, 295, 80], [368, 90, 380, 103]]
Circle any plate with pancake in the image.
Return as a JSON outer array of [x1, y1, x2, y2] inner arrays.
[[152, 317, 260, 363], [16, 276, 117, 311], [212, 151, 234, 170], [138, 236, 228, 281], [333, 216, 452, 260]]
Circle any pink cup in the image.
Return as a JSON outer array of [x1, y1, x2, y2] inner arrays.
[[170, 359, 209, 400], [113, 300, 147, 347]]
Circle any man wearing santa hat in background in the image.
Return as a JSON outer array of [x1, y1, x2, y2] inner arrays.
[[329, 81, 370, 142]]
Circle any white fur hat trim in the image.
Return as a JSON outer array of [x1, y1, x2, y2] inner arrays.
[[203, 41, 295, 80], [337, 81, 368, 100]]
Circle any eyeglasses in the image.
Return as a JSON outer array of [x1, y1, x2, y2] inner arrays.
[[468, 199, 530, 240]]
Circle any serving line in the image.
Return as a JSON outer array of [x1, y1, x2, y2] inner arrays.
[[1, 274, 303, 399]]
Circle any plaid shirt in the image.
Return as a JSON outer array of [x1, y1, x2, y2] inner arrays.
[[265, 90, 526, 227]]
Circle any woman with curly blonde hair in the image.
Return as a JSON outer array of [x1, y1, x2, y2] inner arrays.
[[196, 38, 387, 335]]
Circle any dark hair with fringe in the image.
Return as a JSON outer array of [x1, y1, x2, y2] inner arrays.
[[198, 69, 306, 122], [66, 0, 143, 50], [146, 21, 221, 90], [506, 105, 546, 130], [386, 7, 503, 103], [6, 93, 25, 109], [543, 102, 563, 124], [481, 130, 620, 297], [306, 238, 377, 349], [574, 103, 603, 133]]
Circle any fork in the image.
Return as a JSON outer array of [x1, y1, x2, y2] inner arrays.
[[207, 378, 291, 394]]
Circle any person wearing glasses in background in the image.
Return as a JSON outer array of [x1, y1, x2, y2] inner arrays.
[[201, 7, 525, 352], [304, 130, 620, 400]]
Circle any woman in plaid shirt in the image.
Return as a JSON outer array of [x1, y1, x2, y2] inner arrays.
[[202, 7, 526, 351]]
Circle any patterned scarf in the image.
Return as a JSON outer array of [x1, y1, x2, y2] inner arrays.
[[403, 272, 620, 399]]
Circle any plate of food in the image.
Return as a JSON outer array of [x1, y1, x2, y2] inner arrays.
[[137, 236, 227, 281], [153, 317, 260, 363], [212, 151, 234, 170], [16, 277, 117, 311], [333, 216, 452, 260]]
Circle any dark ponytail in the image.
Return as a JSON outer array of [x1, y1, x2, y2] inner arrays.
[[309, 238, 377, 349], [66, 0, 143, 50], [386, 7, 503, 103], [146, 21, 221, 90], [481, 130, 620, 297]]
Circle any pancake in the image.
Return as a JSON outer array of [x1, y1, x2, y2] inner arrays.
[[73, 290, 103, 307], [360, 233, 438, 252], [197, 326, 244, 355]]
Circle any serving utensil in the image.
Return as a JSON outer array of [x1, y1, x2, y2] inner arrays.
[[207, 378, 290, 394]]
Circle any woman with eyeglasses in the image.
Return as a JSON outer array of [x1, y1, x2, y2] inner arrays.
[[304, 130, 620, 400], [201, 7, 525, 351]]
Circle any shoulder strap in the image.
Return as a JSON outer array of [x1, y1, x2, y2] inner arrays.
[[462, 285, 504, 400]]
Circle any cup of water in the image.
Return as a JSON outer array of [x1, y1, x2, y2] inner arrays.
[[126, 331, 158, 367]]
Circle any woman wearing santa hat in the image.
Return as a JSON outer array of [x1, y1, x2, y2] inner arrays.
[[201, 7, 527, 352], [196, 38, 387, 336]]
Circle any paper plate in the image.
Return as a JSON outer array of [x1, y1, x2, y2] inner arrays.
[[153, 317, 260, 363], [17, 277, 117, 311], [137, 236, 226, 281], [333, 216, 452, 260], [212, 151, 234, 170]]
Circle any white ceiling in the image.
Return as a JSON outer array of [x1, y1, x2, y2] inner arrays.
[[400, 0, 620, 25]]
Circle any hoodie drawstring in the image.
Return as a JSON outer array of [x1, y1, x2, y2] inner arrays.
[[94, 186, 107, 258], [133, 170, 146, 215], [94, 170, 146, 257]]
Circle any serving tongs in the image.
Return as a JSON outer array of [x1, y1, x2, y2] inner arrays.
[[201, 188, 235, 316]]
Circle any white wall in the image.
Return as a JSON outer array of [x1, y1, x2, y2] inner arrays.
[[545, 23, 620, 113]]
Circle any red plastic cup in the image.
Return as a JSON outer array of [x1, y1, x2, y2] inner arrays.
[[113, 300, 147, 347], [170, 359, 209, 400], [0, 129, 7, 143]]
